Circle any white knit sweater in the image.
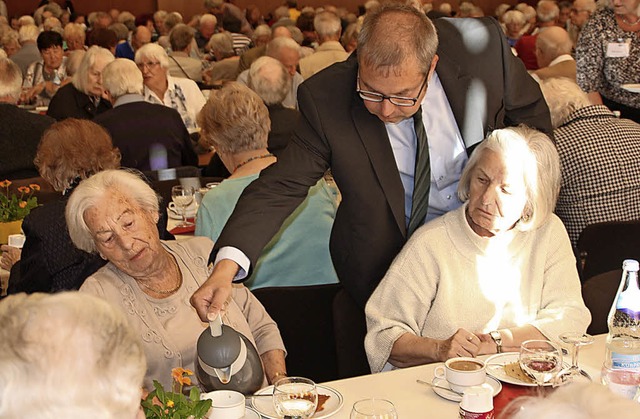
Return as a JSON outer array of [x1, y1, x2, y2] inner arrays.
[[364, 204, 591, 373]]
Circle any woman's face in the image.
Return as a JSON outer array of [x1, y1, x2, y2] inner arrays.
[[466, 149, 528, 237], [85, 57, 110, 97], [612, 0, 640, 15], [41, 45, 64, 70], [138, 57, 167, 88], [66, 35, 85, 51], [83, 188, 162, 279]]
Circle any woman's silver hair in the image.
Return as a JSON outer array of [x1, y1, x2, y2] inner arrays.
[[169, 23, 195, 52], [63, 22, 86, 41], [102, 58, 143, 98], [65, 50, 86, 77], [248, 56, 290, 105], [66, 169, 160, 253], [252, 24, 272, 43], [539, 78, 592, 128], [503, 9, 526, 25], [134, 42, 170, 69], [197, 81, 270, 154], [207, 32, 234, 58], [458, 125, 561, 231], [108, 22, 129, 41], [358, 3, 438, 75], [0, 58, 23, 100], [0, 292, 146, 418], [18, 24, 39, 43], [72, 46, 115, 94], [503, 383, 640, 419]]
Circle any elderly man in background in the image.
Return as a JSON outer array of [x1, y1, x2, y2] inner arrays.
[[532, 26, 575, 81], [237, 25, 292, 74], [299, 11, 349, 79], [115, 25, 151, 60], [203, 32, 239, 84], [136, 43, 206, 133], [94, 58, 197, 171], [168, 23, 203, 82], [10, 24, 40, 75], [540, 78, 640, 247], [237, 36, 302, 109], [248, 56, 299, 156], [0, 292, 146, 418], [195, 13, 217, 52], [568, 0, 596, 46], [204, 0, 252, 37], [0, 58, 54, 180], [514, 0, 560, 70]]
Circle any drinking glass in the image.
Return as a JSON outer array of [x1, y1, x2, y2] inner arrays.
[[350, 399, 398, 419], [272, 377, 318, 419], [519, 340, 563, 394], [171, 185, 195, 227], [554, 332, 594, 386]]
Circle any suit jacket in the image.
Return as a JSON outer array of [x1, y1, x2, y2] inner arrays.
[[0, 104, 54, 180], [213, 17, 552, 307], [46, 83, 112, 121], [93, 100, 198, 171], [533, 57, 577, 81]]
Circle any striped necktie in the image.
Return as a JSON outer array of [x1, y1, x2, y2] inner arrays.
[[407, 106, 430, 237]]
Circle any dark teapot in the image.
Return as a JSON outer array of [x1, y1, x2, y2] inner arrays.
[[196, 317, 264, 394]]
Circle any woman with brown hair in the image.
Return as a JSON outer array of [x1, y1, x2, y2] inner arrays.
[[5, 118, 120, 294]]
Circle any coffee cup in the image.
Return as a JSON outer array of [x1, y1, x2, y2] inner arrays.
[[434, 357, 487, 393], [201, 390, 245, 419]]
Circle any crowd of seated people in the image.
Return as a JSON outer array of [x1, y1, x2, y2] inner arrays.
[[1, 1, 640, 409]]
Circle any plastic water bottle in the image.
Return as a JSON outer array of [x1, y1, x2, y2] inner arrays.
[[602, 259, 640, 399]]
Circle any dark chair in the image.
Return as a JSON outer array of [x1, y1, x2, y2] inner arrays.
[[577, 220, 640, 282], [332, 289, 371, 379], [251, 284, 341, 383], [582, 269, 622, 335], [142, 166, 201, 182]]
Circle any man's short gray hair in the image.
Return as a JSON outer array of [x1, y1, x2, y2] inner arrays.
[[18, 24, 39, 43], [102, 58, 143, 98], [252, 24, 272, 43], [63, 22, 86, 41], [539, 78, 592, 128], [0, 58, 22, 101], [199, 13, 217, 28], [108, 22, 129, 41], [458, 125, 560, 231], [537, 0, 560, 22], [314, 11, 342, 38], [197, 82, 270, 154], [248, 56, 290, 105], [72, 46, 115, 94], [170, 23, 195, 51], [0, 292, 146, 418], [207, 32, 235, 58], [358, 3, 438, 75], [266, 36, 300, 57], [66, 169, 160, 253], [135, 42, 170, 69]]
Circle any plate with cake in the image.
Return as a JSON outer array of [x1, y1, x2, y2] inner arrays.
[[485, 352, 568, 386], [251, 384, 343, 418]]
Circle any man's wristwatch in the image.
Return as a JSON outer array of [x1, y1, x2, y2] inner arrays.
[[489, 330, 503, 353]]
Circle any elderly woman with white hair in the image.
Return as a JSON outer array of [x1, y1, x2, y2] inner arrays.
[[71, 170, 287, 390], [365, 126, 591, 373], [46, 45, 114, 120], [0, 292, 146, 418], [135, 42, 205, 133], [502, 9, 527, 47]]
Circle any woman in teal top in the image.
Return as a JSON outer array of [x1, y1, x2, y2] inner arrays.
[[195, 82, 339, 289]]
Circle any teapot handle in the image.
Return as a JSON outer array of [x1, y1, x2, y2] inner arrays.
[[209, 313, 223, 337]]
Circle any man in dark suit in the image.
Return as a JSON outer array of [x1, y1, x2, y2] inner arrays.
[[0, 58, 54, 180], [191, 4, 552, 319], [94, 58, 197, 171]]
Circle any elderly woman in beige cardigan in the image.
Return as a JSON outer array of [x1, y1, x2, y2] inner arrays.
[[365, 126, 591, 373]]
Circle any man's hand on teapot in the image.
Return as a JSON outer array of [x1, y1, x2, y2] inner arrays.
[[190, 258, 238, 322]]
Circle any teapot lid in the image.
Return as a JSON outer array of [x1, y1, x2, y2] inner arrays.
[[197, 324, 242, 368]]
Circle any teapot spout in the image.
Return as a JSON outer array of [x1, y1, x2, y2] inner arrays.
[[214, 366, 232, 384]]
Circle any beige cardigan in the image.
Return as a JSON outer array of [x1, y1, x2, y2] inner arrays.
[[80, 237, 285, 389], [365, 204, 591, 373]]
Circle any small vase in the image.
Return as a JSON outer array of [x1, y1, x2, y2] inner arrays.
[[0, 219, 23, 245]]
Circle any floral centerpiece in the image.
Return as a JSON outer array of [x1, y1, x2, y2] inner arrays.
[[142, 368, 212, 419], [0, 180, 39, 222]]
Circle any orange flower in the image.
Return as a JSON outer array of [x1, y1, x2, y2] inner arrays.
[[166, 400, 175, 408], [19, 201, 27, 208], [17, 186, 30, 194], [171, 367, 194, 386], [0, 180, 11, 188], [29, 184, 40, 191]]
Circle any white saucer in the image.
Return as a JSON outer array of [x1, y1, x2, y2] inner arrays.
[[431, 376, 502, 402], [622, 83, 640, 93]]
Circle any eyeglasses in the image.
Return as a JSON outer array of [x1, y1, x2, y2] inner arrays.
[[137, 61, 160, 70], [570, 8, 589, 14], [357, 74, 428, 107]]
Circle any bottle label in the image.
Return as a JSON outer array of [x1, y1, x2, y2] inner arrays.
[[617, 307, 640, 321], [459, 408, 494, 419], [611, 352, 640, 369]]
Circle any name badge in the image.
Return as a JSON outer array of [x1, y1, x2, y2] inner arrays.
[[607, 42, 630, 57]]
